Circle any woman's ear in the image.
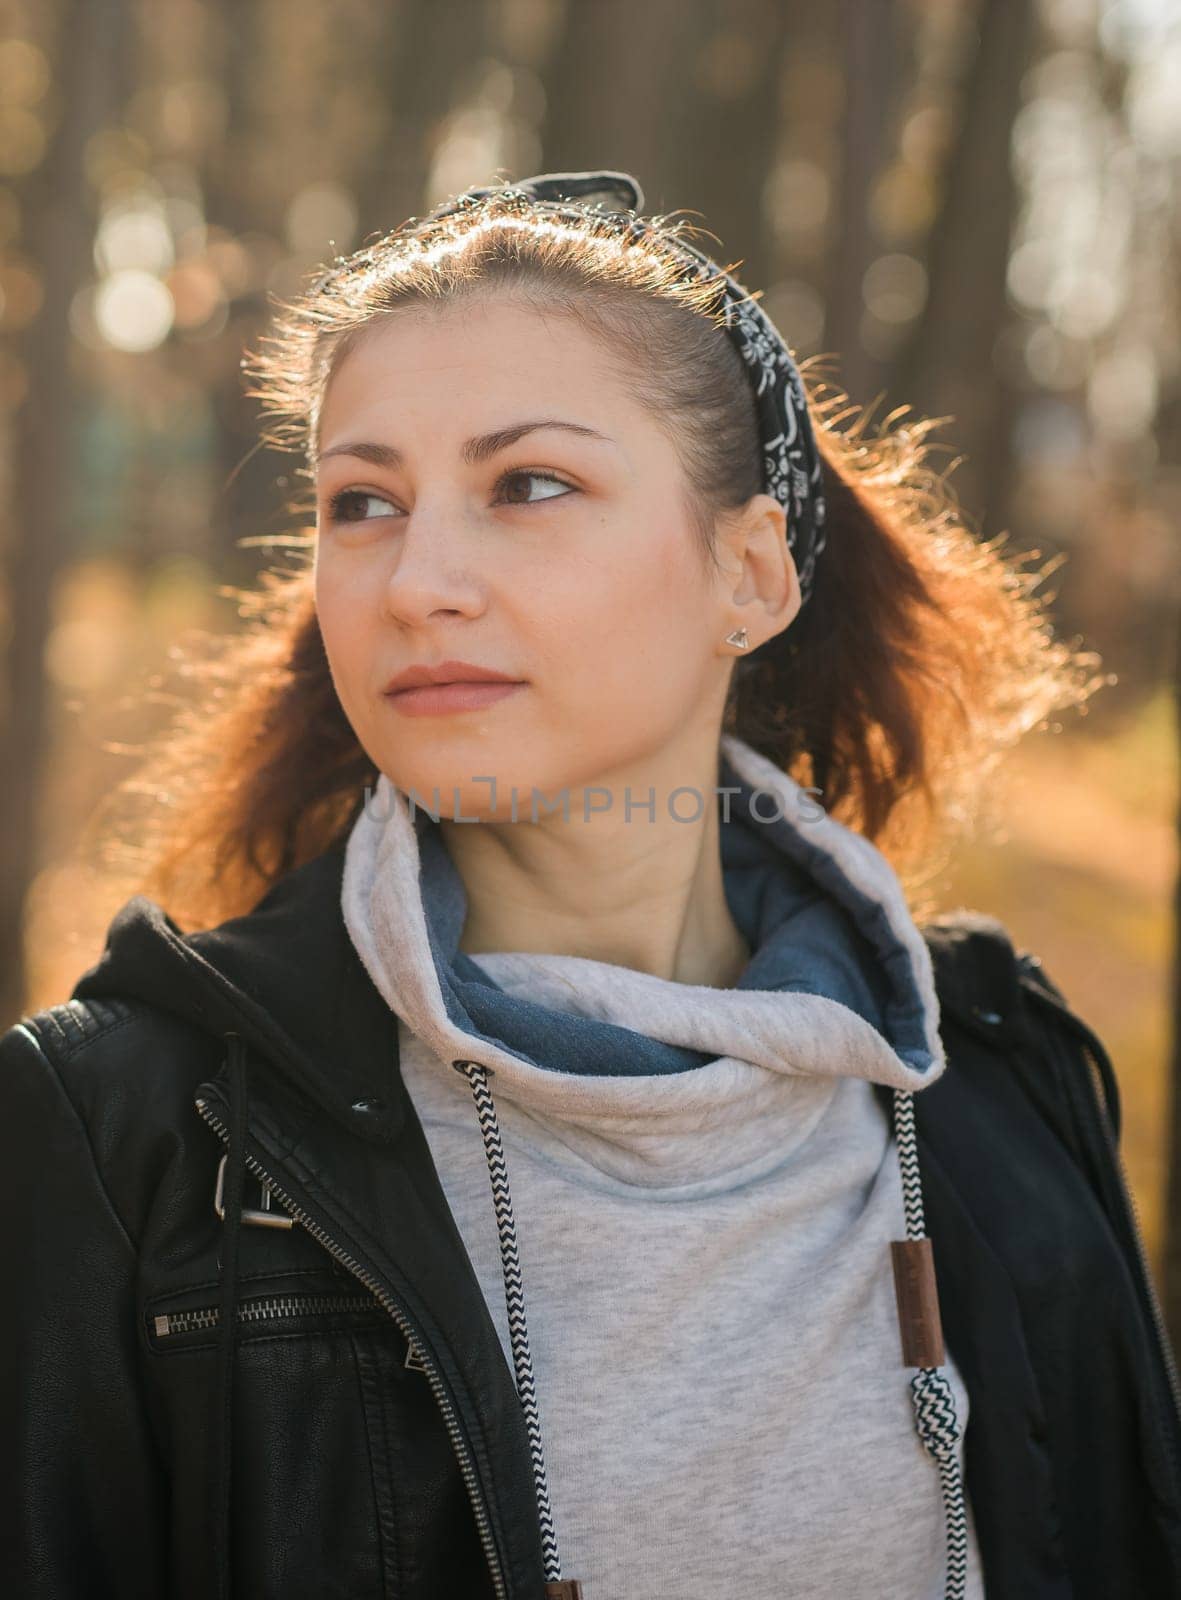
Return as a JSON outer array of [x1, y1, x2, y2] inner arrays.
[[716, 493, 800, 652]]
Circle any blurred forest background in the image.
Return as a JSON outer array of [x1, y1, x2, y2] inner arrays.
[[3, 0, 1181, 1350]]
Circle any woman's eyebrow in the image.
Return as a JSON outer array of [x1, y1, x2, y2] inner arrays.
[[316, 419, 616, 470]]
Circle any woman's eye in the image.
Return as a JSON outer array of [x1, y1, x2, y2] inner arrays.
[[324, 489, 396, 524], [494, 469, 575, 507]]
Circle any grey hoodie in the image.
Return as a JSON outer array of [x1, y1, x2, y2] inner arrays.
[[341, 733, 987, 1600]]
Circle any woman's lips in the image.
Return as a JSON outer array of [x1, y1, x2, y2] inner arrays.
[[385, 680, 526, 717]]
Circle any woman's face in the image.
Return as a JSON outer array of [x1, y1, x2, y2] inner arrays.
[[314, 295, 789, 818]]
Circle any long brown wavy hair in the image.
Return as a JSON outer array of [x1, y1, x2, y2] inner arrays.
[[88, 183, 1105, 930]]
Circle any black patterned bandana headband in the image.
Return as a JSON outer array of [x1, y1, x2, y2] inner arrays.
[[424, 168, 829, 613]]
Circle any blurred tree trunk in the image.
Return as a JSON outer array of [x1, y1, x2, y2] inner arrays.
[[202, 0, 271, 571], [1166, 630, 1181, 1355], [887, 0, 1035, 534], [356, 0, 500, 232], [538, 0, 707, 213], [539, 0, 790, 292], [825, 0, 898, 407], [1, 0, 135, 1025], [664, 0, 791, 289]]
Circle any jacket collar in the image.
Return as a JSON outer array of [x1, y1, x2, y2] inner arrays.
[[73, 838, 411, 1146]]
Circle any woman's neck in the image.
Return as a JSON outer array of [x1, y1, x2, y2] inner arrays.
[[442, 758, 750, 988]]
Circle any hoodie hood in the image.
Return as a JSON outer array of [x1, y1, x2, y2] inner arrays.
[[340, 731, 946, 1106]]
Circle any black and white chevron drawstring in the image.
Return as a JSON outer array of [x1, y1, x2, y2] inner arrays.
[[452, 1059, 583, 1600], [452, 1059, 966, 1600], [892, 1086, 969, 1600]]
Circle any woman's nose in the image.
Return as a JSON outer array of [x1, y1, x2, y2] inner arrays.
[[381, 502, 485, 625]]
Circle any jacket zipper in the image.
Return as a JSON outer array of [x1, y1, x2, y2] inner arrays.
[[1018, 975, 1181, 1442], [152, 1292, 385, 1339], [194, 1095, 510, 1600]]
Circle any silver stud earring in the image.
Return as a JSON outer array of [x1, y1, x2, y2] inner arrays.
[[724, 627, 749, 651]]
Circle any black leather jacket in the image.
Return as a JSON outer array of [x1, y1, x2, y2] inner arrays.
[[2, 838, 1180, 1598]]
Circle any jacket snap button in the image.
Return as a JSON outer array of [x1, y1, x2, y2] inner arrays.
[[971, 1006, 1003, 1026], [351, 1097, 386, 1115]]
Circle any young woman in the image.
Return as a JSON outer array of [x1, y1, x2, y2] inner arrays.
[[3, 169, 1178, 1600]]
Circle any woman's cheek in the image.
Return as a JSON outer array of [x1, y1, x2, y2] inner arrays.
[[317, 594, 372, 725]]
